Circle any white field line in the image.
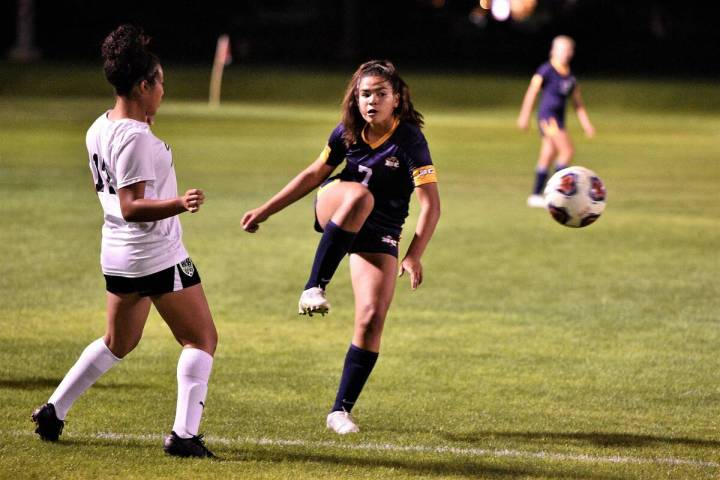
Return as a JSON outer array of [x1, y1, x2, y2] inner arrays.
[[13, 430, 719, 469]]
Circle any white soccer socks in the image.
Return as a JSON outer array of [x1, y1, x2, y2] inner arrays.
[[172, 348, 213, 439], [48, 337, 121, 420]]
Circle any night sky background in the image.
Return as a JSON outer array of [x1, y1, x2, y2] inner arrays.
[[2, 0, 719, 76]]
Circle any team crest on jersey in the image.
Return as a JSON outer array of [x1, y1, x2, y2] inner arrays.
[[560, 78, 575, 95], [381, 235, 398, 247], [385, 156, 400, 169], [179, 258, 195, 277]]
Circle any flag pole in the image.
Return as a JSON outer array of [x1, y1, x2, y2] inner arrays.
[[209, 34, 231, 108]]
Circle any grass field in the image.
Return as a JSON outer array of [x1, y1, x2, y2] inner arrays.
[[1, 64, 719, 479]]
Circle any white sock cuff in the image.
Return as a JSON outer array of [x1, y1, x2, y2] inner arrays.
[[87, 337, 121, 370], [177, 348, 213, 380]]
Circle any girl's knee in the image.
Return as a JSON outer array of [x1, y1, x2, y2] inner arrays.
[[344, 184, 374, 212], [104, 334, 140, 359], [355, 305, 387, 340]]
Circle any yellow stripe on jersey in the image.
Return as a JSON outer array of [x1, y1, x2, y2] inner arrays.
[[317, 178, 340, 197], [539, 118, 560, 137], [412, 165, 438, 186], [361, 117, 400, 150], [319, 144, 331, 163]]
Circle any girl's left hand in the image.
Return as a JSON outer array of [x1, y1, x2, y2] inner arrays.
[[398, 255, 423, 290], [584, 125, 596, 138]]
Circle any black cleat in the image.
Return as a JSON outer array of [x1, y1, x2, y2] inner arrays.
[[163, 431, 215, 458], [31, 403, 64, 441]]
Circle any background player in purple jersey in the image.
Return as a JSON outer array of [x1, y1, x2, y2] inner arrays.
[[242, 60, 441, 434], [517, 35, 596, 208]]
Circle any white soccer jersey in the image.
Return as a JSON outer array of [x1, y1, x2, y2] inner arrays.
[[86, 112, 188, 277]]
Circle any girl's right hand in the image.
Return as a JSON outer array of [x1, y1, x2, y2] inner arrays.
[[182, 188, 204, 213], [241, 207, 269, 233]]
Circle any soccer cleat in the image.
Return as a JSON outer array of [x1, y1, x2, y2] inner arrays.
[[326, 410, 360, 434], [526, 194, 547, 208], [31, 403, 64, 441], [163, 431, 215, 458], [298, 287, 330, 316]]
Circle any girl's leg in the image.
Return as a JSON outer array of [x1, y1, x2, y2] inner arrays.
[[327, 252, 397, 434], [307, 181, 374, 290], [152, 284, 217, 442], [550, 130, 574, 170], [34, 293, 151, 440], [531, 136, 557, 196], [50, 292, 150, 419], [300, 181, 374, 315]]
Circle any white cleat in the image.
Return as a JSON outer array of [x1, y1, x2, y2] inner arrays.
[[326, 410, 360, 434], [298, 287, 330, 316], [526, 194, 547, 208]]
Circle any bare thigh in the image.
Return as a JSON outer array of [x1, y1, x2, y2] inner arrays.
[[537, 136, 557, 170], [316, 181, 374, 232], [152, 284, 218, 356], [349, 252, 398, 352], [104, 292, 152, 358], [549, 130, 574, 166]]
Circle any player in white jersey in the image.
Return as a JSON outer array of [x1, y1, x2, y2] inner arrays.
[[31, 25, 217, 458]]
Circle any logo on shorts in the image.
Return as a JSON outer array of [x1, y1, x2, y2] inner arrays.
[[381, 235, 398, 247], [385, 156, 400, 169], [179, 258, 195, 277]]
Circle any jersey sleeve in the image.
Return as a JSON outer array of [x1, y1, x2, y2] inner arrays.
[[319, 124, 348, 167], [404, 129, 437, 187], [115, 132, 156, 188], [535, 63, 552, 86]]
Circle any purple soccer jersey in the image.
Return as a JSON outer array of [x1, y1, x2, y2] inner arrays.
[[322, 121, 436, 234], [536, 61, 577, 129]]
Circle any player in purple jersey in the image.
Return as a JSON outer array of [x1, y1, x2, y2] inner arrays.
[[242, 60, 441, 434], [517, 36, 595, 208]]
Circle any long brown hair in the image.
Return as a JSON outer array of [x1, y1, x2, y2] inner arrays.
[[340, 60, 424, 147]]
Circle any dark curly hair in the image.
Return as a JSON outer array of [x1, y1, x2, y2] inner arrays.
[[101, 25, 160, 97], [340, 60, 424, 147]]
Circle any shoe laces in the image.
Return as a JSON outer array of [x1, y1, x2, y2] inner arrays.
[[192, 434, 214, 455]]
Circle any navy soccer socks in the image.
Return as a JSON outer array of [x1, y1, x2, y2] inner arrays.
[[532, 168, 548, 195], [305, 220, 356, 290], [332, 344, 379, 413]]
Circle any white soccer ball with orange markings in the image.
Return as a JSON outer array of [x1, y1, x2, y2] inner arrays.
[[544, 166, 606, 228]]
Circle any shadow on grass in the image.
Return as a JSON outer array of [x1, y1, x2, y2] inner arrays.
[[443, 430, 720, 449], [0, 377, 153, 391], [51, 437, 622, 479], [216, 446, 622, 479]]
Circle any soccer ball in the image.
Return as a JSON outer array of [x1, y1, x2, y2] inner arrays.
[[543, 166, 606, 228]]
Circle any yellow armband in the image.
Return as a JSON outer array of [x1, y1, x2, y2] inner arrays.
[[412, 165, 438, 186]]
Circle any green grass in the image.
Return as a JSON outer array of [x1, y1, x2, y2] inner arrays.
[[1, 65, 719, 479]]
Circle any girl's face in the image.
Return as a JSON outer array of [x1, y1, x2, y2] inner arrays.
[[551, 40, 574, 65], [357, 75, 399, 127], [140, 66, 164, 116]]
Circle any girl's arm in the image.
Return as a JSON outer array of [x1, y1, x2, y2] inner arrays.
[[517, 74, 543, 130], [399, 181, 441, 290], [241, 155, 336, 233], [119, 182, 203, 222], [572, 85, 595, 138]]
